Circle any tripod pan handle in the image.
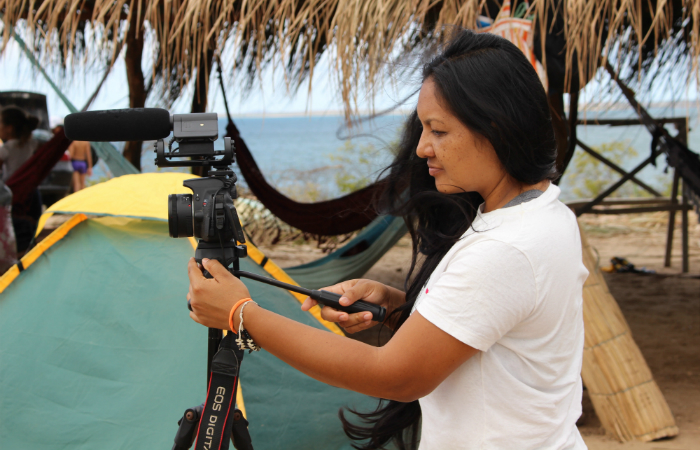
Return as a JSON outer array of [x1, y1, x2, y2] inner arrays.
[[310, 290, 386, 323]]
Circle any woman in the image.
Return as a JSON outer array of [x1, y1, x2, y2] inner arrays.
[[0, 106, 42, 252], [0, 106, 40, 182], [187, 29, 589, 449]]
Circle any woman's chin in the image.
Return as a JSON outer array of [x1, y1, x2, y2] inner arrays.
[[435, 183, 464, 195]]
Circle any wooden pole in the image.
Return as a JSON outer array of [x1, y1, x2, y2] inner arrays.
[[664, 170, 680, 268], [190, 47, 215, 177], [549, 92, 570, 178], [663, 119, 689, 270], [682, 181, 690, 273], [123, 2, 146, 172]]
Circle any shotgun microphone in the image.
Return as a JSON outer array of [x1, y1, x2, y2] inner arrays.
[[64, 108, 172, 141]]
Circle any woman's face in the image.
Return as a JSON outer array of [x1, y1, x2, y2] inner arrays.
[[415, 78, 506, 196]]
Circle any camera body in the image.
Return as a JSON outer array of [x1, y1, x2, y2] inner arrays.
[[168, 177, 243, 243], [63, 107, 247, 263]]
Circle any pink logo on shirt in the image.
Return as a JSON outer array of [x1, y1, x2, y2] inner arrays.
[[425, 288, 429, 294]]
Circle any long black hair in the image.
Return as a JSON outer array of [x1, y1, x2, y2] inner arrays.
[[339, 29, 558, 450]]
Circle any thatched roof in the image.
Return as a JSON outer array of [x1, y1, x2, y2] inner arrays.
[[1, 0, 698, 113]]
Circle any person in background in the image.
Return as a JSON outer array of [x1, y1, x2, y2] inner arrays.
[[67, 140, 92, 192], [0, 106, 42, 253], [0, 106, 40, 182]]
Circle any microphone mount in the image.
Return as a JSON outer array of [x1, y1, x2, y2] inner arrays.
[[154, 113, 234, 168]]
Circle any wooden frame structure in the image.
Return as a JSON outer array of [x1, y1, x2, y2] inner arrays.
[[569, 117, 693, 273]]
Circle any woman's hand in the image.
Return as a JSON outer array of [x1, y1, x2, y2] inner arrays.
[[187, 257, 251, 330], [301, 279, 405, 333]]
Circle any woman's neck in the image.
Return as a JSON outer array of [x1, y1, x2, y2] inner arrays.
[[481, 176, 550, 213]]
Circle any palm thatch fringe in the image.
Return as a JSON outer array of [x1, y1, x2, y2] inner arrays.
[[1, 1, 698, 115]]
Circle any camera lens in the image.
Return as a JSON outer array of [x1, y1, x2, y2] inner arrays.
[[168, 194, 194, 238]]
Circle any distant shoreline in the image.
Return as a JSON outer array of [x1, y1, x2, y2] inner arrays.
[[224, 109, 413, 119], [227, 101, 699, 119]]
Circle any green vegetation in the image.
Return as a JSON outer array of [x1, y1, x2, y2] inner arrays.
[[563, 141, 672, 199], [330, 140, 398, 194]]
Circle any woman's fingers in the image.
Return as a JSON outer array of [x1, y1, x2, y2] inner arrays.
[[336, 280, 386, 307], [300, 297, 318, 311], [186, 257, 251, 330], [342, 318, 376, 334], [320, 306, 375, 333], [320, 306, 347, 322]]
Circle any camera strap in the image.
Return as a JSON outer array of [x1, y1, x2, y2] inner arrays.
[[193, 332, 245, 450]]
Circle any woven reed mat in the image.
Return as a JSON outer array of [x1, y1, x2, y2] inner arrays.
[[580, 229, 679, 442]]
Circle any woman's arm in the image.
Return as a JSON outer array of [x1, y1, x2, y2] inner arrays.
[[187, 258, 478, 402]]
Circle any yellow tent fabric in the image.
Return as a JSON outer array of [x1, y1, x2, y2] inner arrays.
[[34, 172, 343, 335], [37, 172, 194, 233]]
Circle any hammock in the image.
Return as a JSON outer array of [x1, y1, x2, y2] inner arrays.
[[226, 121, 385, 236], [285, 215, 407, 289]]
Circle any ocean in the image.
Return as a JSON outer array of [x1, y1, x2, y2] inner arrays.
[[92, 106, 700, 203]]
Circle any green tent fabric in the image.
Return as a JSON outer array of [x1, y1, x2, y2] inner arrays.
[[286, 216, 407, 289], [0, 217, 376, 449], [10, 27, 139, 177]]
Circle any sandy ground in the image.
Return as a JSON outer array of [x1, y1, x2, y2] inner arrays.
[[259, 210, 700, 449]]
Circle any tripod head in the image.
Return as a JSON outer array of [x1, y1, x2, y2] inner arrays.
[[167, 167, 248, 269]]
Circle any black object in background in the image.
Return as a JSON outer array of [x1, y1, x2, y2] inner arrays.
[[64, 108, 172, 142]]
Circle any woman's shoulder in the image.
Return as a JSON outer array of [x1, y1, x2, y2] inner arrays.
[[445, 237, 536, 280], [451, 201, 583, 276]]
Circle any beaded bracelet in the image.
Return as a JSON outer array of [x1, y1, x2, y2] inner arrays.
[[229, 298, 252, 333], [235, 300, 261, 352]]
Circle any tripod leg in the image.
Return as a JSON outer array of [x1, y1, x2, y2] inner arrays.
[[172, 404, 204, 450], [230, 409, 254, 450]]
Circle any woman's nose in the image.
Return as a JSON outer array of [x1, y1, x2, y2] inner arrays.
[[416, 132, 434, 159]]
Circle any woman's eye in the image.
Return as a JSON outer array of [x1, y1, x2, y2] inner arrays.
[[432, 130, 445, 136]]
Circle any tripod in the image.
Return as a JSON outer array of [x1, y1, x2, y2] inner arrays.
[[171, 167, 254, 450]]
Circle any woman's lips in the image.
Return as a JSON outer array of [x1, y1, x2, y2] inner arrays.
[[428, 166, 443, 176]]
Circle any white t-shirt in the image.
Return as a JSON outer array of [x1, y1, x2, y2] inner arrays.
[[0, 138, 40, 182], [414, 183, 589, 450]]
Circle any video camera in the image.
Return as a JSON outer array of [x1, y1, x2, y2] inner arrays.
[[64, 108, 248, 268]]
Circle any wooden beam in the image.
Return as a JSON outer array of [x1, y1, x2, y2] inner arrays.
[[577, 117, 688, 127], [584, 204, 692, 215], [575, 152, 659, 216], [567, 198, 675, 210], [576, 139, 662, 197]]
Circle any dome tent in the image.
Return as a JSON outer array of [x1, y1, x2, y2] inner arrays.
[[0, 172, 375, 449]]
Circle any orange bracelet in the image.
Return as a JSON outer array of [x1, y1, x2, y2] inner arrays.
[[229, 298, 253, 333]]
